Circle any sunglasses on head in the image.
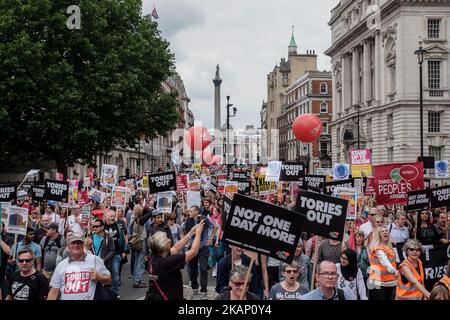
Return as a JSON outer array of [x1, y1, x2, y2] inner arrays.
[[18, 258, 33, 263], [284, 269, 299, 274]]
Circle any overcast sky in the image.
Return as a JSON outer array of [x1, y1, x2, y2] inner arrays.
[[142, 0, 340, 130]]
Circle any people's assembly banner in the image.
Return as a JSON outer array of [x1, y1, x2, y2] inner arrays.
[[299, 175, 326, 193], [0, 184, 17, 202], [148, 171, 176, 194], [157, 191, 174, 213], [435, 160, 449, 179], [407, 189, 431, 212], [186, 191, 201, 209], [44, 179, 69, 203], [333, 187, 357, 220], [430, 185, 450, 208], [89, 188, 106, 204], [222, 193, 304, 263], [279, 162, 305, 181], [333, 163, 350, 181], [176, 174, 189, 192], [294, 190, 348, 241], [111, 186, 130, 208], [349, 149, 372, 178], [100, 164, 118, 187], [235, 180, 251, 196], [373, 162, 424, 205], [265, 161, 282, 182], [323, 179, 355, 195], [7, 206, 28, 235]]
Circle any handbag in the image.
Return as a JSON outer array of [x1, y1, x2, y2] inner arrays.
[[94, 283, 117, 300]]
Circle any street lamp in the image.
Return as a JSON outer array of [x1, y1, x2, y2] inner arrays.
[[226, 95, 237, 177], [414, 41, 427, 159], [354, 103, 362, 149]]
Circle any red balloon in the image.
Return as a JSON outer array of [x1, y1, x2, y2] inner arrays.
[[213, 155, 222, 165], [292, 114, 323, 142], [202, 150, 214, 165], [185, 126, 212, 151]]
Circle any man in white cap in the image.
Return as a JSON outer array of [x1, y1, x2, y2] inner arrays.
[[47, 234, 111, 300]]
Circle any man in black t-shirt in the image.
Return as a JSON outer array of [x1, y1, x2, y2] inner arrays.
[[6, 248, 49, 301]]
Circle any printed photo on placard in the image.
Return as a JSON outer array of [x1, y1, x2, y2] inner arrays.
[[100, 164, 118, 187], [157, 191, 174, 213], [7, 206, 29, 235], [1, 202, 11, 232], [111, 186, 130, 208]]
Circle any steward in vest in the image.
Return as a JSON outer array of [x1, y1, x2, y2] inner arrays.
[[433, 260, 450, 293], [396, 239, 430, 300]]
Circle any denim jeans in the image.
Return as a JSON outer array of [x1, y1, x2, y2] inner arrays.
[[133, 249, 145, 284], [110, 254, 121, 295], [188, 246, 209, 292]]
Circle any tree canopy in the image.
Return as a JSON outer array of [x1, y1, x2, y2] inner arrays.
[[0, 0, 179, 174]]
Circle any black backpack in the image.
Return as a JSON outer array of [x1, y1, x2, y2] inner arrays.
[[43, 235, 63, 255]]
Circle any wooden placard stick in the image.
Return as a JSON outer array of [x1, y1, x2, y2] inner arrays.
[[414, 211, 419, 240], [240, 256, 256, 300], [310, 237, 320, 291]]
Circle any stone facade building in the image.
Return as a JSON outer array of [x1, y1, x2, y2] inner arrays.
[[325, 0, 450, 166]]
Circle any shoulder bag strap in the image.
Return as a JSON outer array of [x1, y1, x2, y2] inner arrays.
[[148, 257, 169, 301]]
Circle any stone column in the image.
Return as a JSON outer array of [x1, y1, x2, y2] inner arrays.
[[363, 39, 372, 103], [342, 54, 351, 112], [374, 31, 381, 102], [352, 48, 360, 105], [213, 65, 222, 131]]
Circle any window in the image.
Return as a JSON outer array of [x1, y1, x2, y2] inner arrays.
[[429, 146, 443, 161], [320, 142, 328, 154], [320, 83, 328, 94], [428, 61, 441, 89], [320, 102, 328, 113], [387, 114, 393, 136], [428, 111, 441, 133], [322, 121, 328, 134], [428, 19, 441, 39]]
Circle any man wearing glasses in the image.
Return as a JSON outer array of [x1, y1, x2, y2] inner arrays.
[[359, 208, 381, 240], [90, 219, 115, 272], [6, 248, 49, 300], [300, 261, 356, 300]]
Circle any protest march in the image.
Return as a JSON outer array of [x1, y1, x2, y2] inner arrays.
[[0, 157, 448, 302]]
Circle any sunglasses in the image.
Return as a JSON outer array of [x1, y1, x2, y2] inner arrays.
[[408, 248, 421, 252], [231, 281, 245, 287], [370, 213, 378, 216], [284, 269, 299, 274], [92, 225, 102, 228], [18, 258, 33, 263]]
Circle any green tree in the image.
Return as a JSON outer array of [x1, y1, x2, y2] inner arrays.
[[0, 0, 179, 176]]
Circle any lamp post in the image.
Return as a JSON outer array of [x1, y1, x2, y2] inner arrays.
[[226, 95, 237, 177], [414, 42, 427, 159], [354, 104, 362, 149]]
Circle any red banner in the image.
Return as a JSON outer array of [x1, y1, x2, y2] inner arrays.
[[364, 177, 376, 196], [176, 174, 188, 192], [373, 162, 424, 205]]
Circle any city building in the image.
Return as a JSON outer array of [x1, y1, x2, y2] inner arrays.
[[234, 125, 262, 165], [325, 0, 450, 166], [263, 29, 318, 162], [278, 71, 333, 172]]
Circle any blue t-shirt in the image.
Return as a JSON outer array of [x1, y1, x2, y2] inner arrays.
[[92, 233, 104, 257]]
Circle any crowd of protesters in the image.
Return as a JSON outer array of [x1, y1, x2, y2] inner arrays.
[[0, 165, 449, 301]]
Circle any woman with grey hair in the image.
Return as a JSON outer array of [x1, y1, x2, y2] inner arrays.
[[145, 220, 205, 300], [215, 265, 260, 300], [395, 239, 430, 300]]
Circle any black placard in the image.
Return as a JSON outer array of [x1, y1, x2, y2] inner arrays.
[[30, 184, 46, 202], [279, 162, 305, 181], [222, 194, 304, 263], [430, 185, 450, 208], [406, 189, 431, 212], [323, 179, 355, 195], [232, 179, 251, 195], [231, 172, 248, 181], [44, 179, 69, 203], [294, 190, 348, 241], [148, 171, 176, 194], [300, 175, 326, 192], [0, 184, 17, 202], [222, 196, 232, 233]]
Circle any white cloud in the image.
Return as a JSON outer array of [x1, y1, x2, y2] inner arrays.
[[143, 0, 340, 130]]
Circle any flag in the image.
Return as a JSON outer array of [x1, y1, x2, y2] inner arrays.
[[151, 6, 159, 20], [26, 169, 40, 177]]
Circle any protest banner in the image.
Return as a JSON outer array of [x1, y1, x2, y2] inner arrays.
[[315, 167, 332, 177], [294, 190, 348, 241], [435, 160, 449, 179], [124, 179, 135, 193], [235, 180, 251, 196], [157, 191, 174, 213], [430, 185, 450, 208], [67, 179, 79, 206], [0, 184, 17, 202], [83, 177, 91, 189], [222, 193, 304, 263], [365, 177, 376, 196], [111, 186, 130, 208], [299, 175, 326, 193], [279, 162, 305, 181], [349, 149, 372, 178], [333, 163, 350, 181], [30, 184, 45, 202], [188, 179, 201, 192], [216, 175, 227, 193], [225, 181, 239, 197], [0, 202, 10, 232], [231, 172, 248, 181], [176, 174, 189, 192], [373, 162, 424, 205], [100, 164, 118, 187], [44, 179, 69, 203], [323, 179, 355, 195], [81, 205, 91, 224], [7, 206, 28, 235], [193, 163, 202, 174], [186, 191, 201, 209], [265, 161, 282, 182], [200, 175, 211, 190], [407, 189, 431, 212], [89, 188, 107, 204], [333, 187, 357, 220], [148, 171, 176, 194], [257, 175, 276, 196]]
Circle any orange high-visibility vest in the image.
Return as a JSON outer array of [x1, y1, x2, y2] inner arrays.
[[434, 275, 450, 292], [396, 258, 425, 300], [368, 245, 397, 283]]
